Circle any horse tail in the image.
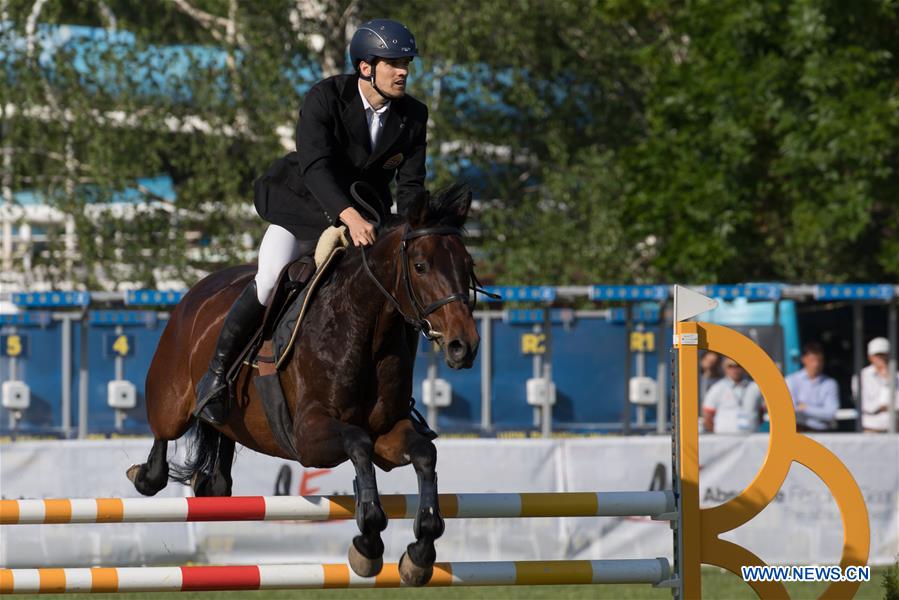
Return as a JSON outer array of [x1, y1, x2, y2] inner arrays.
[[168, 420, 221, 485]]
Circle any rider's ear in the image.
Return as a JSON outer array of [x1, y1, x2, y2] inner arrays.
[[406, 190, 431, 228]]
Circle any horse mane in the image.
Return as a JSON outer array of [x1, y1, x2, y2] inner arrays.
[[385, 182, 472, 232], [340, 181, 473, 270]]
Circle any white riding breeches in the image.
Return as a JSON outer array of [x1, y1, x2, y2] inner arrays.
[[254, 224, 314, 306]]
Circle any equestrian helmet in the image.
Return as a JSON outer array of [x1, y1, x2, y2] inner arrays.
[[349, 19, 418, 69]]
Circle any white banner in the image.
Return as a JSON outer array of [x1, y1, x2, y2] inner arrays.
[[1, 435, 896, 568]]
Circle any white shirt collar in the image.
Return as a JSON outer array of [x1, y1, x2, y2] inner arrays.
[[358, 80, 390, 115]]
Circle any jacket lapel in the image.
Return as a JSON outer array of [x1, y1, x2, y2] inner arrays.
[[340, 77, 372, 152], [366, 104, 406, 168]]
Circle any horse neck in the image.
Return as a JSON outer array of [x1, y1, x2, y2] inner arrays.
[[312, 225, 410, 348]]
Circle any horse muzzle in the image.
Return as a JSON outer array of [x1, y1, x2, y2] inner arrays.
[[444, 337, 478, 369]]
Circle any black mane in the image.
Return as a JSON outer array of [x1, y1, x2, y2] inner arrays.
[[402, 183, 472, 230]]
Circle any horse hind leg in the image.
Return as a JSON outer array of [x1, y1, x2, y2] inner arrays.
[[191, 425, 235, 497], [126, 439, 169, 496]]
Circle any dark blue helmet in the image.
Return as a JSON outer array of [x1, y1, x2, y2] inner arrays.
[[349, 19, 418, 70]]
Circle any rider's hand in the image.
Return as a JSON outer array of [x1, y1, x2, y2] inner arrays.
[[339, 206, 376, 247]]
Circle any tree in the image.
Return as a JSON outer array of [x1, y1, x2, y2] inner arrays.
[[4, 0, 897, 290], [624, 0, 899, 283], [374, 0, 899, 285], [1, 0, 360, 289]]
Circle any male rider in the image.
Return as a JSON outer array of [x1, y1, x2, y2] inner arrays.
[[194, 19, 428, 426]]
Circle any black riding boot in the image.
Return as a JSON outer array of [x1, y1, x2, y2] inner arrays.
[[194, 280, 266, 426]]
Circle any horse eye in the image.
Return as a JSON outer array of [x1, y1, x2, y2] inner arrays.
[[414, 262, 427, 274]]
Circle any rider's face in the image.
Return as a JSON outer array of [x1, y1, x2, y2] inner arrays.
[[361, 58, 411, 99]]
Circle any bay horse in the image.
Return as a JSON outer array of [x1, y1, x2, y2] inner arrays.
[[126, 184, 482, 586]]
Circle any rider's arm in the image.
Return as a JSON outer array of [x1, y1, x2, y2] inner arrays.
[[295, 85, 352, 225], [394, 104, 428, 216]]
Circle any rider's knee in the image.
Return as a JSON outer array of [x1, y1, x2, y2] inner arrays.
[[253, 271, 277, 306]]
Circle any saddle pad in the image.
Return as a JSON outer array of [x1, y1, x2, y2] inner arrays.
[[272, 245, 346, 369], [315, 225, 349, 268]]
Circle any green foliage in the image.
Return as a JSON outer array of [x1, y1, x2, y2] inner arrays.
[[2, 0, 311, 288], [377, 0, 899, 285], [629, 0, 899, 283], [884, 559, 899, 600], [4, 0, 898, 288]]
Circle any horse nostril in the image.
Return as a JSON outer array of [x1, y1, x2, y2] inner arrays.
[[447, 339, 467, 362]]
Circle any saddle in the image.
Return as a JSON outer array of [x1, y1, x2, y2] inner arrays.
[[262, 229, 349, 370]]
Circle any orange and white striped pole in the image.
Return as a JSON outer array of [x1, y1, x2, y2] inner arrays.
[[0, 559, 671, 594], [0, 491, 675, 525]]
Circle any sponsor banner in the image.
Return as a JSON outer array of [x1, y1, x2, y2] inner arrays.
[[1, 436, 896, 567], [563, 435, 899, 566]]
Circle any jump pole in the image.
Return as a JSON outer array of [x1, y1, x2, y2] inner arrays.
[[0, 559, 672, 594], [0, 491, 676, 525]]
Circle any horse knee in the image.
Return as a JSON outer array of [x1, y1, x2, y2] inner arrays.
[[342, 428, 374, 463], [411, 440, 436, 474]]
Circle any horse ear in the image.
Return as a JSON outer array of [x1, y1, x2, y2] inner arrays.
[[437, 183, 472, 228], [406, 190, 431, 228]]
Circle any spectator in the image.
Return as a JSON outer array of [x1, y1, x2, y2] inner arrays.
[[699, 351, 723, 408], [702, 357, 765, 433], [785, 342, 839, 432], [852, 337, 899, 433]]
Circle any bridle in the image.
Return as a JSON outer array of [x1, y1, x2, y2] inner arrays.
[[352, 183, 498, 341]]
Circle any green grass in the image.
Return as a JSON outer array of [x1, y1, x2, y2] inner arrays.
[[2, 567, 892, 599]]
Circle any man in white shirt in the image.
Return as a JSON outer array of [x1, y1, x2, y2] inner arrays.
[[852, 337, 899, 433], [702, 358, 765, 433]]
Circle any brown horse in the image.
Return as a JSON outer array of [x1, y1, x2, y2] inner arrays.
[[126, 184, 482, 586]]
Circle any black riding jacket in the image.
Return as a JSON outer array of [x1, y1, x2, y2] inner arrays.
[[254, 74, 428, 240]]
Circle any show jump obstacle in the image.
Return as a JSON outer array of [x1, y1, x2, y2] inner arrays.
[[672, 286, 870, 599], [0, 287, 871, 598]]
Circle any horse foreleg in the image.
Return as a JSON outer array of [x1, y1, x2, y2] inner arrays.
[[295, 412, 386, 578], [374, 420, 444, 586], [126, 439, 169, 496]]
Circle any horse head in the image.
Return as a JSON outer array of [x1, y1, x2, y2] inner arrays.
[[396, 183, 481, 369]]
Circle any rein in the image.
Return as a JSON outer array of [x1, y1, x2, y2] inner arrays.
[[351, 183, 499, 341]]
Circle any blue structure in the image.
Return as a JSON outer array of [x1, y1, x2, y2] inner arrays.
[[0, 308, 659, 436], [6, 282, 887, 438]]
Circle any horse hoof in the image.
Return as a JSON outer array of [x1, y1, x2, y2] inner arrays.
[[348, 542, 383, 578], [125, 464, 143, 483], [399, 551, 433, 587]]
